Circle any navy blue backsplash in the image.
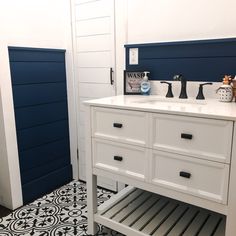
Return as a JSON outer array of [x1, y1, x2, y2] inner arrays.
[[125, 38, 236, 82]]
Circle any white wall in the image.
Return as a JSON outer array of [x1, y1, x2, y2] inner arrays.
[[0, 92, 13, 209], [127, 0, 236, 44], [115, 0, 236, 95], [0, 0, 77, 209]]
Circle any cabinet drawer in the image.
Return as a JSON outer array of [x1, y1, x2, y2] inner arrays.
[[151, 150, 229, 204], [92, 138, 148, 181], [152, 113, 233, 163], [92, 107, 148, 146]]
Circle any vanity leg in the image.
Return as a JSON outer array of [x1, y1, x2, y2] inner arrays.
[[226, 125, 236, 236], [87, 174, 97, 235], [85, 106, 97, 235]]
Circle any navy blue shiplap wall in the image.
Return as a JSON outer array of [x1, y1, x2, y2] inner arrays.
[[125, 38, 236, 82], [9, 47, 72, 204]]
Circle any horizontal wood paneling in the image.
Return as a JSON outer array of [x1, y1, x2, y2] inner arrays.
[[76, 16, 110, 36], [77, 51, 111, 67], [12, 82, 67, 107], [125, 38, 236, 82], [74, 0, 116, 189], [17, 120, 69, 151], [10, 62, 66, 85], [21, 157, 70, 184], [77, 68, 110, 83], [79, 83, 114, 97], [132, 39, 236, 58], [75, 0, 112, 20], [8, 47, 65, 62], [15, 101, 68, 129], [19, 138, 70, 172], [77, 34, 111, 52], [9, 47, 72, 204], [75, 0, 96, 4], [22, 165, 72, 204], [132, 57, 236, 82]]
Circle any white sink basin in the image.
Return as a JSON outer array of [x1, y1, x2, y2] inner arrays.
[[132, 97, 207, 106]]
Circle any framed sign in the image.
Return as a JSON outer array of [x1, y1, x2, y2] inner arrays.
[[124, 71, 143, 95]]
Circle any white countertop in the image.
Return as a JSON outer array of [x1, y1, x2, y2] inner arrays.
[[84, 95, 236, 121]]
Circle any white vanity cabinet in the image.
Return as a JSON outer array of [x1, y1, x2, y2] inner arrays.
[[85, 95, 236, 236]]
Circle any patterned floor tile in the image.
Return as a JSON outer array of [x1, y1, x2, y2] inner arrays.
[[0, 181, 124, 236]]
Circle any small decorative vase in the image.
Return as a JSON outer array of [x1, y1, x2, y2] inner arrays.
[[217, 84, 233, 102], [232, 76, 236, 102]]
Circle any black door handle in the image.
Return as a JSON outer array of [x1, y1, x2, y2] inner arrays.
[[179, 171, 191, 179], [110, 67, 114, 85], [181, 133, 193, 140], [113, 123, 123, 128], [114, 156, 123, 161]]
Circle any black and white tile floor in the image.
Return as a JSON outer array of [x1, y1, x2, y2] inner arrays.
[[0, 181, 124, 236]]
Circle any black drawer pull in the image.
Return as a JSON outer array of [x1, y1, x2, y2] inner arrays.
[[114, 156, 123, 161], [181, 133, 193, 140], [179, 171, 191, 179], [113, 123, 123, 128]]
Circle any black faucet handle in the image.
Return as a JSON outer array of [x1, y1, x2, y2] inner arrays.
[[200, 82, 213, 86], [160, 81, 171, 85], [196, 82, 213, 100], [160, 81, 174, 97]]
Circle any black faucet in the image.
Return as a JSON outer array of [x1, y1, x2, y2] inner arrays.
[[160, 81, 174, 97], [173, 74, 188, 99], [196, 82, 213, 100]]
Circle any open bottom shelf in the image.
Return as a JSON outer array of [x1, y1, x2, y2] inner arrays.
[[95, 187, 226, 236]]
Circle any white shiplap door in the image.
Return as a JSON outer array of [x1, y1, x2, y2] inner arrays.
[[72, 0, 117, 190]]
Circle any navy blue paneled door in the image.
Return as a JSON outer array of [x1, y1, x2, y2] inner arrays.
[[8, 47, 72, 204]]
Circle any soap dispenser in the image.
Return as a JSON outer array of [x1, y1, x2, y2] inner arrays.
[[141, 71, 151, 95]]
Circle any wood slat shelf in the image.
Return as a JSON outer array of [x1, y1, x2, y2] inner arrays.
[[95, 187, 226, 236]]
